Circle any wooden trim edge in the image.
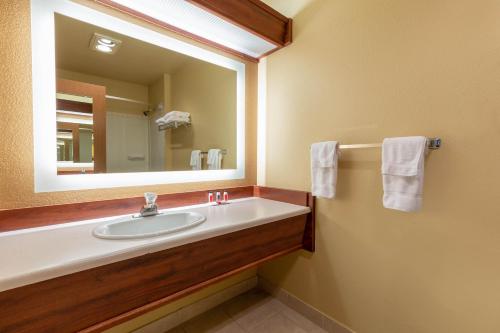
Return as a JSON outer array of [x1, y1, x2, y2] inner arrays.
[[253, 186, 315, 252], [93, 0, 259, 63], [303, 192, 316, 252], [186, 0, 287, 47]]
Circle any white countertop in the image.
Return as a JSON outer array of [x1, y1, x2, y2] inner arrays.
[[0, 197, 310, 292]]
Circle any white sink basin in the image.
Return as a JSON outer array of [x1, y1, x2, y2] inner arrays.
[[93, 212, 206, 240]]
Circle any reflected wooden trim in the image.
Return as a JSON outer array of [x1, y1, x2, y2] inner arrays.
[[57, 122, 80, 162], [56, 99, 92, 114], [56, 79, 107, 173], [57, 170, 95, 175]]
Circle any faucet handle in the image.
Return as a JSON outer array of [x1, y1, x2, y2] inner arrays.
[[144, 192, 158, 206]]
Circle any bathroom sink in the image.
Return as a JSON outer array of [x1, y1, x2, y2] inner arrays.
[[93, 212, 206, 240]]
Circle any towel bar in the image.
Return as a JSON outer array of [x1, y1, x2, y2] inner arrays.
[[338, 138, 441, 150]]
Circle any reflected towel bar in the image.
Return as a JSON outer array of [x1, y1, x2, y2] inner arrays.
[[339, 137, 441, 150], [200, 149, 227, 155], [106, 95, 150, 106]]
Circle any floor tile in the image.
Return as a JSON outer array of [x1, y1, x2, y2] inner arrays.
[[222, 290, 284, 331], [245, 312, 308, 333], [280, 306, 325, 332], [166, 289, 326, 333], [182, 306, 245, 333]]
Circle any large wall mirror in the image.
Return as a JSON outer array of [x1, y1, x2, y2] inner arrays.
[[31, 0, 245, 192]]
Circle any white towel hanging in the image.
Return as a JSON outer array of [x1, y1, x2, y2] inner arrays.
[[207, 149, 222, 170], [382, 136, 427, 212], [310, 141, 339, 199], [190, 150, 202, 170]]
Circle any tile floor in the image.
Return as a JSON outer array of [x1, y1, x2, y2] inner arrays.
[[166, 289, 327, 333]]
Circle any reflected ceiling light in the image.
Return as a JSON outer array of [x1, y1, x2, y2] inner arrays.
[[97, 37, 116, 46], [96, 44, 112, 53], [89, 32, 122, 54]]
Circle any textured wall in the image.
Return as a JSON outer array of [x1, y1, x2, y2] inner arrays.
[[259, 0, 500, 332], [0, 0, 256, 209]]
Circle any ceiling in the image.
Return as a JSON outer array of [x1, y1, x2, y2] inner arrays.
[[261, 0, 314, 18], [55, 14, 201, 85]]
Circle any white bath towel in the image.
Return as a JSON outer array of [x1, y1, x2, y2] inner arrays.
[[382, 136, 427, 212], [310, 141, 339, 199], [207, 149, 222, 170], [190, 150, 202, 170]]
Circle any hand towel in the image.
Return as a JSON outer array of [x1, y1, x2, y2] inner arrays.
[[207, 149, 222, 170], [310, 141, 339, 199], [190, 150, 202, 170], [382, 136, 427, 212]]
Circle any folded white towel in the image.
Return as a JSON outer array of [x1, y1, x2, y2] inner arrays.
[[190, 150, 202, 170], [207, 149, 222, 170], [155, 111, 191, 125], [382, 136, 427, 212], [310, 141, 339, 199]]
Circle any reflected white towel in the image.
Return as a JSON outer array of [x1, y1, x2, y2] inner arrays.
[[310, 141, 339, 199], [156, 111, 190, 125], [382, 136, 427, 212], [207, 149, 222, 170], [190, 150, 202, 170]]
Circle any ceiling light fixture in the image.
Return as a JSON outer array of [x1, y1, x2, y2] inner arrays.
[[96, 44, 112, 53], [89, 32, 121, 54], [97, 37, 115, 46]]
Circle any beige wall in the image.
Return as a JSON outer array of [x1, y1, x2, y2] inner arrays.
[[148, 74, 174, 171], [259, 0, 500, 333], [170, 60, 237, 170], [0, 0, 256, 210]]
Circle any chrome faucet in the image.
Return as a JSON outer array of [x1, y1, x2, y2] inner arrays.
[[140, 192, 159, 217]]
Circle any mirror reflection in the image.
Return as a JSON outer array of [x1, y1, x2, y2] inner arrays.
[[55, 14, 236, 174]]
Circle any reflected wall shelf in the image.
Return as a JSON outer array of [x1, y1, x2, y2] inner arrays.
[[158, 121, 191, 131]]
